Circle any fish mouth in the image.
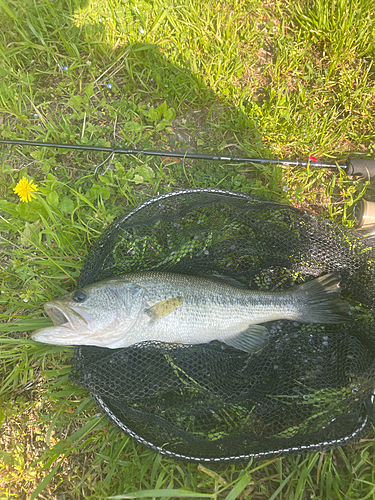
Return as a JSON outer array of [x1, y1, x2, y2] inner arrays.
[[32, 301, 95, 346], [45, 305, 71, 327], [44, 302, 90, 331]]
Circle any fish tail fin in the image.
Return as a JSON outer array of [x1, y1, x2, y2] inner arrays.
[[293, 272, 350, 324]]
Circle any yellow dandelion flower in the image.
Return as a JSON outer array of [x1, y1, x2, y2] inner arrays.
[[13, 177, 38, 203]]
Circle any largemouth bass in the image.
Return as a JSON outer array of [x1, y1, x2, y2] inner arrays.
[[31, 272, 350, 352]]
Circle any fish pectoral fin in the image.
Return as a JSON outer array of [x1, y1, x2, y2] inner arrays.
[[223, 325, 268, 353], [144, 296, 184, 323]]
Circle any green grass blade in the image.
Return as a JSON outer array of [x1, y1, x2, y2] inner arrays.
[[108, 489, 214, 499]]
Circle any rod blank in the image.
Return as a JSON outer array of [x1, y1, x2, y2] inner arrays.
[[0, 139, 337, 167]]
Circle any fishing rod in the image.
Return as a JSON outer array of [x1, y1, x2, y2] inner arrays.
[[3, 138, 375, 237], [1, 139, 375, 177]]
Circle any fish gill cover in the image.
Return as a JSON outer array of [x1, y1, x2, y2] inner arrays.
[[70, 188, 375, 462]]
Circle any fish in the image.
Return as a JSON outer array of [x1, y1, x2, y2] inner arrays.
[[31, 271, 350, 353]]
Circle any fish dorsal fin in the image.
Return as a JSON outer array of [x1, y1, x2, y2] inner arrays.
[[200, 274, 248, 288], [223, 325, 268, 353], [145, 296, 184, 323]]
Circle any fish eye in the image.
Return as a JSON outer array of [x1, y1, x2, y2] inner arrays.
[[73, 290, 87, 303]]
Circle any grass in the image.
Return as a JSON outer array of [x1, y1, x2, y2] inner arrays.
[[1, 0, 375, 497]]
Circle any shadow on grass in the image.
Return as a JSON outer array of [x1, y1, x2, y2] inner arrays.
[[1, 0, 286, 204]]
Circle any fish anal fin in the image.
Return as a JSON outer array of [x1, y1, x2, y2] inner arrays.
[[145, 296, 184, 323], [223, 325, 268, 353]]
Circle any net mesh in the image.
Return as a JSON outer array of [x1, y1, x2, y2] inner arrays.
[[70, 188, 375, 462]]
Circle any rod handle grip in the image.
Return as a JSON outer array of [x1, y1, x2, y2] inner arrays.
[[346, 159, 375, 177]]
